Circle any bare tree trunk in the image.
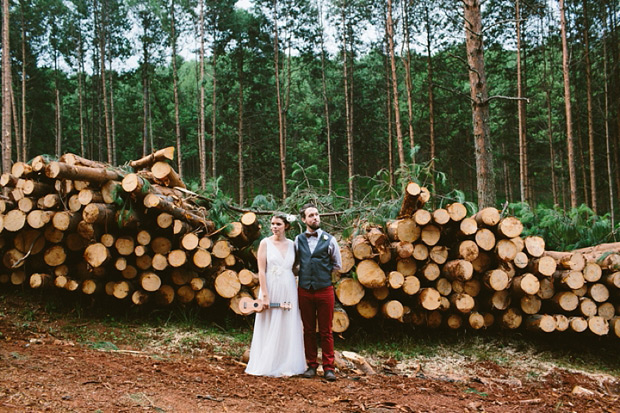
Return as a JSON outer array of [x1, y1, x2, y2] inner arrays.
[[559, 0, 578, 208], [19, 2, 26, 162], [237, 54, 245, 204], [463, 0, 496, 208], [108, 57, 117, 165], [342, 5, 354, 207], [582, 0, 597, 213], [171, 0, 183, 178], [516, 0, 528, 203], [385, 50, 394, 189], [402, 1, 415, 165], [541, 8, 558, 205], [273, 0, 286, 199], [198, 0, 206, 189], [55, 75, 62, 156], [425, 6, 436, 190], [211, 51, 217, 178], [386, 0, 404, 167], [318, 0, 333, 193], [78, 28, 85, 158], [142, 76, 149, 157], [602, 3, 615, 228], [2, 0, 12, 173], [98, 1, 112, 164]]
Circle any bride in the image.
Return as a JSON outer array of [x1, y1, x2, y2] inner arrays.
[[245, 213, 306, 377]]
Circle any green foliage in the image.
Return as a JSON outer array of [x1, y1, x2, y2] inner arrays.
[[508, 202, 617, 251]]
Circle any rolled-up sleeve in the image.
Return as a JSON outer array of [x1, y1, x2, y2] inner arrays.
[[328, 237, 342, 272]]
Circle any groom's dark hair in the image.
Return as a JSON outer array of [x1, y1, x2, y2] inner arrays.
[[300, 203, 318, 219]]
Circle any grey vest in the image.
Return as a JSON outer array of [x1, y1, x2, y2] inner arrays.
[[297, 232, 333, 290]]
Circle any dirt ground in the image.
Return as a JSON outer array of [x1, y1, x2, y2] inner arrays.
[[1, 293, 619, 413]]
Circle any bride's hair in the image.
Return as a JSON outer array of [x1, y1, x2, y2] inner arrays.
[[271, 213, 291, 230]]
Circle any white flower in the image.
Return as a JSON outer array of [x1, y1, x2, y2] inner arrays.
[[323, 234, 328, 241], [286, 214, 297, 223]]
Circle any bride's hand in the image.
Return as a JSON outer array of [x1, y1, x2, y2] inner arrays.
[[259, 296, 270, 311]]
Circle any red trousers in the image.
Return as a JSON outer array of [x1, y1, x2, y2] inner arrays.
[[298, 286, 335, 371]]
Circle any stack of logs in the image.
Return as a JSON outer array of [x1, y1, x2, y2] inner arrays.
[[1, 155, 618, 340], [0, 148, 262, 309], [330, 182, 620, 338]]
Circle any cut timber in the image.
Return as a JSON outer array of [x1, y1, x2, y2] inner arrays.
[[214, 270, 240, 298], [449, 293, 475, 313], [129, 146, 175, 170], [579, 297, 598, 317], [456, 240, 479, 262], [611, 318, 620, 338], [238, 269, 257, 286], [413, 209, 432, 226], [474, 207, 500, 227], [588, 316, 609, 336], [597, 302, 615, 320], [446, 202, 467, 222], [212, 240, 232, 259], [168, 250, 187, 267], [4, 210, 26, 232], [17, 197, 34, 213], [544, 251, 585, 271], [520, 295, 542, 314], [226, 222, 248, 246], [11, 161, 33, 178], [512, 273, 540, 296], [335, 278, 365, 306], [177, 285, 196, 304], [14, 229, 45, 255], [526, 315, 556, 333], [412, 243, 429, 261], [501, 308, 523, 329], [475, 228, 496, 252], [551, 291, 579, 311], [29, 273, 51, 289], [490, 290, 511, 311], [143, 193, 211, 230], [556, 270, 585, 290], [511, 237, 525, 252], [112, 281, 133, 299], [582, 262, 602, 282], [398, 181, 422, 217], [154, 285, 175, 306], [60, 153, 107, 168], [356, 299, 379, 319], [101, 180, 121, 204], [332, 307, 350, 333], [483, 269, 509, 291], [82, 203, 116, 225], [82, 279, 102, 295], [151, 161, 186, 189], [524, 236, 545, 258], [180, 233, 199, 251], [83, 243, 111, 268], [136, 230, 152, 246], [459, 218, 478, 237], [514, 252, 529, 269], [391, 241, 413, 259], [554, 314, 570, 332], [418, 288, 441, 310], [529, 256, 557, 277], [396, 257, 417, 276], [603, 271, 620, 289], [497, 217, 523, 238], [429, 245, 449, 264], [115, 236, 135, 256], [351, 235, 373, 260], [0, 173, 18, 187], [402, 276, 421, 295], [442, 260, 473, 281], [420, 262, 441, 281], [139, 272, 162, 292], [43, 245, 67, 266], [151, 237, 172, 255], [382, 300, 404, 320], [386, 218, 419, 242], [46, 161, 123, 183], [387, 271, 404, 289], [152, 254, 168, 271], [121, 173, 151, 194], [356, 259, 386, 288], [131, 290, 149, 305], [192, 249, 212, 269], [588, 283, 609, 303], [468, 312, 485, 329], [195, 288, 216, 308], [338, 245, 355, 274], [435, 278, 452, 296], [496, 239, 517, 262], [432, 208, 450, 225], [569, 317, 588, 332], [420, 224, 440, 246], [27, 210, 54, 229]]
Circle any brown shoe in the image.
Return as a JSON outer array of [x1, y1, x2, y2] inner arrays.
[[324, 370, 336, 381], [302, 367, 317, 378]]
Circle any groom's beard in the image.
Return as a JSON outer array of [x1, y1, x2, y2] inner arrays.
[[308, 222, 320, 231]]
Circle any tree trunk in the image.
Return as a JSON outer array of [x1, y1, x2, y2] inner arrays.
[[515, 0, 528, 203], [342, 5, 354, 207], [425, 6, 435, 187], [317, 0, 332, 193], [559, 0, 578, 208], [582, 0, 596, 213], [463, 0, 496, 209], [198, 0, 206, 189], [386, 0, 404, 167], [98, 0, 112, 164], [541, 9, 558, 206], [237, 51, 245, 204], [171, 0, 183, 178], [273, 0, 286, 199], [2, 0, 12, 173]]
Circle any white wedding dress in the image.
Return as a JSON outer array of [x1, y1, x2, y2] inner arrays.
[[245, 238, 306, 377]]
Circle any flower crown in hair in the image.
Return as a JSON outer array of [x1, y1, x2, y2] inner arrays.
[[285, 214, 297, 223]]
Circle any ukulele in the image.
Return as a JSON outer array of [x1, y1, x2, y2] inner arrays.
[[238, 297, 292, 315]]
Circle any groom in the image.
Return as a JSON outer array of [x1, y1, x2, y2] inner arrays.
[[295, 203, 342, 382]]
